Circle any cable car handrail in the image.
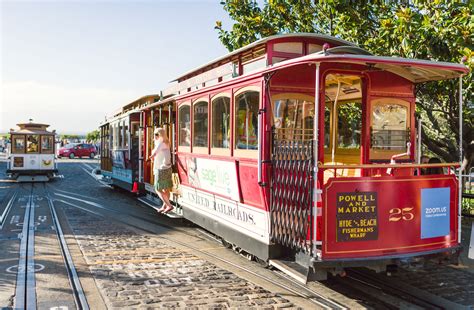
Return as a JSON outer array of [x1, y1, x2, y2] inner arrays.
[[318, 162, 460, 169]]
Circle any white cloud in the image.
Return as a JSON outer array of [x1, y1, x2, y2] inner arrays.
[[0, 80, 143, 134]]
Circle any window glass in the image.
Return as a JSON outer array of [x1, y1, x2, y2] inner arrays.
[[272, 97, 314, 141], [325, 73, 362, 155], [178, 105, 191, 146], [337, 102, 361, 149], [26, 135, 39, 153], [118, 124, 121, 148], [308, 44, 322, 54], [103, 126, 110, 157], [12, 135, 25, 153], [272, 57, 287, 64], [235, 91, 259, 150], [193, 101, 208, 147], [124, 122, 129, 148], [371, 103, 408, 150], [212, 97, 230, 148], [111, 125, 114, 148], [242, 58, 266, 75], [41, 136, 54, 154], [324, 106, 331, 148], [273, 42, 303, 54]]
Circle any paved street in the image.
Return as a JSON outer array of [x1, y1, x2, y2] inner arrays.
[[0, 158, 473, 309]]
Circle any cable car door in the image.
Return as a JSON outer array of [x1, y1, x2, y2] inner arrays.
[[269, 95, 315, 254]]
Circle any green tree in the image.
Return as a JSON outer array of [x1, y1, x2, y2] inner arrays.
[[60, 134, 81, 142], [216, 0, 473, 169], [86, 130, 100, 143]]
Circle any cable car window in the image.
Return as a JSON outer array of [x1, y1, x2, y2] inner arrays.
[[193, 101, 208, 148], [178, 105, 191, 146], [324, 106, 331, 149], [371, 103, 408, 150], [242, 57, 266, 75], [12, 135, 25, 153], [272, 96, 314, 141], [325, 73, 362, 165], [26, 135, 39, 153], [118, 122, 123, 148], [235, 91, 259, 150], [337, 102, 361, 149], [109, 124, 114, 149], [41, 136, 54, 154], [212, 96, 230, 149], [124, 121, 129, 148]]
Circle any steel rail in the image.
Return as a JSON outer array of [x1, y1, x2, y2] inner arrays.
[[45, 185, 90, 310], [14, 184, 36, 310], [0, 191, 18, 229], [51, 192, 347, 310], [344, 268, 470, 310]]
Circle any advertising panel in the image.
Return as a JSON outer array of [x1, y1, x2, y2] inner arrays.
[[421, 187, 450, 239], [323, 175, 458, 259], [186, 157, 240, 201], [40, 155, 55, 169]]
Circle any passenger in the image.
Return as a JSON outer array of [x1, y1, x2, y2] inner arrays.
[[426, 157, 444, 175], [148, 128, 174, 214], [418, 155, 430, 175]]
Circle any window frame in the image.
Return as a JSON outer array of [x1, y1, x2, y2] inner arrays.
[[335, 100, 363, 153], [41, 135, 54, 154], [233, 86, 261, 159], [177, 102, 191, 153], [192, 97, 209, 154], [323, 72, 364, 165], [210, 93, 232, 156], [11, 134, 26, 154], [369, 97, 411, 161], [270, 92, 315, 141], [26, 134, 40, 154]]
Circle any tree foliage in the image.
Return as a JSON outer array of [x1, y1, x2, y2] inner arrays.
[[216, 0, 473, 169], [60, 134, 81, 140], [86, 130, 100, 143]]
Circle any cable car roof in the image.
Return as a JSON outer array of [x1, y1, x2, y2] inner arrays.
[[173, 33, 356, 82], [267, 52, 469, 83], [10, 122, 55, 135]]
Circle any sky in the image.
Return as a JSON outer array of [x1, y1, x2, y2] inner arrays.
[[0, 0, 234, 134]]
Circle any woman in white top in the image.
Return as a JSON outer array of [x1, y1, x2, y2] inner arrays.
[[148, 127, 173, 213]]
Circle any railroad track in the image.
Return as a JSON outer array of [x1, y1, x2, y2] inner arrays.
[[48, 185, 347, 309], [10, 183, 90, 310], [46, 188, 90, 310], [50, 183, 474, 309], [327, 267, 472, 310]]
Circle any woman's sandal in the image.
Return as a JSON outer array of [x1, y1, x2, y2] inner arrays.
[[162, 206, 174, 214]]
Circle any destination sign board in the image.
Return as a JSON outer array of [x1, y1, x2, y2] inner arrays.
[[336, 191, 378, 242]]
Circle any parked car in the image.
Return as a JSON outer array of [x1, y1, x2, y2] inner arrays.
[[58, 143, 97, 159]]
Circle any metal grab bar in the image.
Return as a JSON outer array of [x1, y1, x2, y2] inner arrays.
[[319, 162, 460, 169]]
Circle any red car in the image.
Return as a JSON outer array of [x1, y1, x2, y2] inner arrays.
[[58, 143, 97, 159]]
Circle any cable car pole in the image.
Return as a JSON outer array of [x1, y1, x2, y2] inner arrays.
[[313, 62, 321, 255], [458, 75, 463, 243]]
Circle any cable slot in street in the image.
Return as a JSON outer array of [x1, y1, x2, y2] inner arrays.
[[46, 185, 90, 310]]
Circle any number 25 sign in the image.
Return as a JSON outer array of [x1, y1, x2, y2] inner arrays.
[[389, 207, 415, 221]]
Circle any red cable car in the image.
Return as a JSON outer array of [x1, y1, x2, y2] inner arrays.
[[100, 34, 468, 281]]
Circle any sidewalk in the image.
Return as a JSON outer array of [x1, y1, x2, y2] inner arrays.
[[459, 216, 474, 273]]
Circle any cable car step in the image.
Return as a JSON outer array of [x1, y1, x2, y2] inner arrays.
[[137, 196, 183, 219], [17, 175, 49, 182], [269, 259, 310, 284]]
